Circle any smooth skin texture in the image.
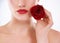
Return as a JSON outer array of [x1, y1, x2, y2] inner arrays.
[[0, 0, 60, 43]]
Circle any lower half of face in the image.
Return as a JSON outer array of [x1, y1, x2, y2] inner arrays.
[[9, 0, 37, 21]]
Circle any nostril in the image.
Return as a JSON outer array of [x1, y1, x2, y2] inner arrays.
[[18, 4, 25, 7]]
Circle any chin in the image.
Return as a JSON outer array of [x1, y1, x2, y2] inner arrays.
[[13, 14, 30, 21], [16, 17, 29, 21]]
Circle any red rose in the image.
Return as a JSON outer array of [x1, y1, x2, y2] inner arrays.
[[30, 5, 46, 20]]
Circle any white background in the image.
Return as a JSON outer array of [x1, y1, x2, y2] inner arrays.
[[0, 0, 60, 32]]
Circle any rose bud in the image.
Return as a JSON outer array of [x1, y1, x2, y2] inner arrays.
[[30, 5, 46, 20]]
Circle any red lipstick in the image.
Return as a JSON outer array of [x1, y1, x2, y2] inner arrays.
[[30, 5, 46, 20], [17, 9, 28, 14]]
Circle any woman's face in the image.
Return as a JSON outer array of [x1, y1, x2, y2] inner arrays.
[[9, 0, 39, 21]]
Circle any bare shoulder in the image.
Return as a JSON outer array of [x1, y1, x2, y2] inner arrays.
[[0, 26, 8, 34], [0, 26, 5, 32], [0, 26, 6, 42], [48, 29, 60, 43]]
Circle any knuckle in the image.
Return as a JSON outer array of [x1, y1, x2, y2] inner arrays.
[[51, 21, 54, 25], [49, 20, 53, 26], [45, 9, 51, 14]]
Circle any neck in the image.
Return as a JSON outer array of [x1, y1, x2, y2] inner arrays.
[[6, 17, 33, 33], [10, 17, 31, 26]]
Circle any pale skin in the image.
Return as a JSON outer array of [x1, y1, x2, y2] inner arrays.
[[0, 0, 60, 43]]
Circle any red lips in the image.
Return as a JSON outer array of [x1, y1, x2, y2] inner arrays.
[[17, 9, 28, 14], [30, 5, 46, 20]]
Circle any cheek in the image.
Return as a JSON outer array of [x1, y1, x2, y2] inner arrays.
[[10, 0, 15, 5], [26, 0, 36, 8], [29, 0, 35, 5], [10, 0, 18, 8]]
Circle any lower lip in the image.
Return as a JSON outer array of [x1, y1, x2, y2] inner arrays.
[[17, 10, 28, 14]]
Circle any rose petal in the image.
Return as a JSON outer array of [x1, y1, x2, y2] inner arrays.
[[30, 5, 46, 20]]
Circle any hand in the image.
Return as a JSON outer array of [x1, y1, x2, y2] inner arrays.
[[35, 9, 53, 43]]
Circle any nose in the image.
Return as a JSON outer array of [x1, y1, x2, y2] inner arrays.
[[18, 0, 26, 7]]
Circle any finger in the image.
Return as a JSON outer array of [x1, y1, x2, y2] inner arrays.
[[43, 15, 49, 24], [44, 9, 53, 27]]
